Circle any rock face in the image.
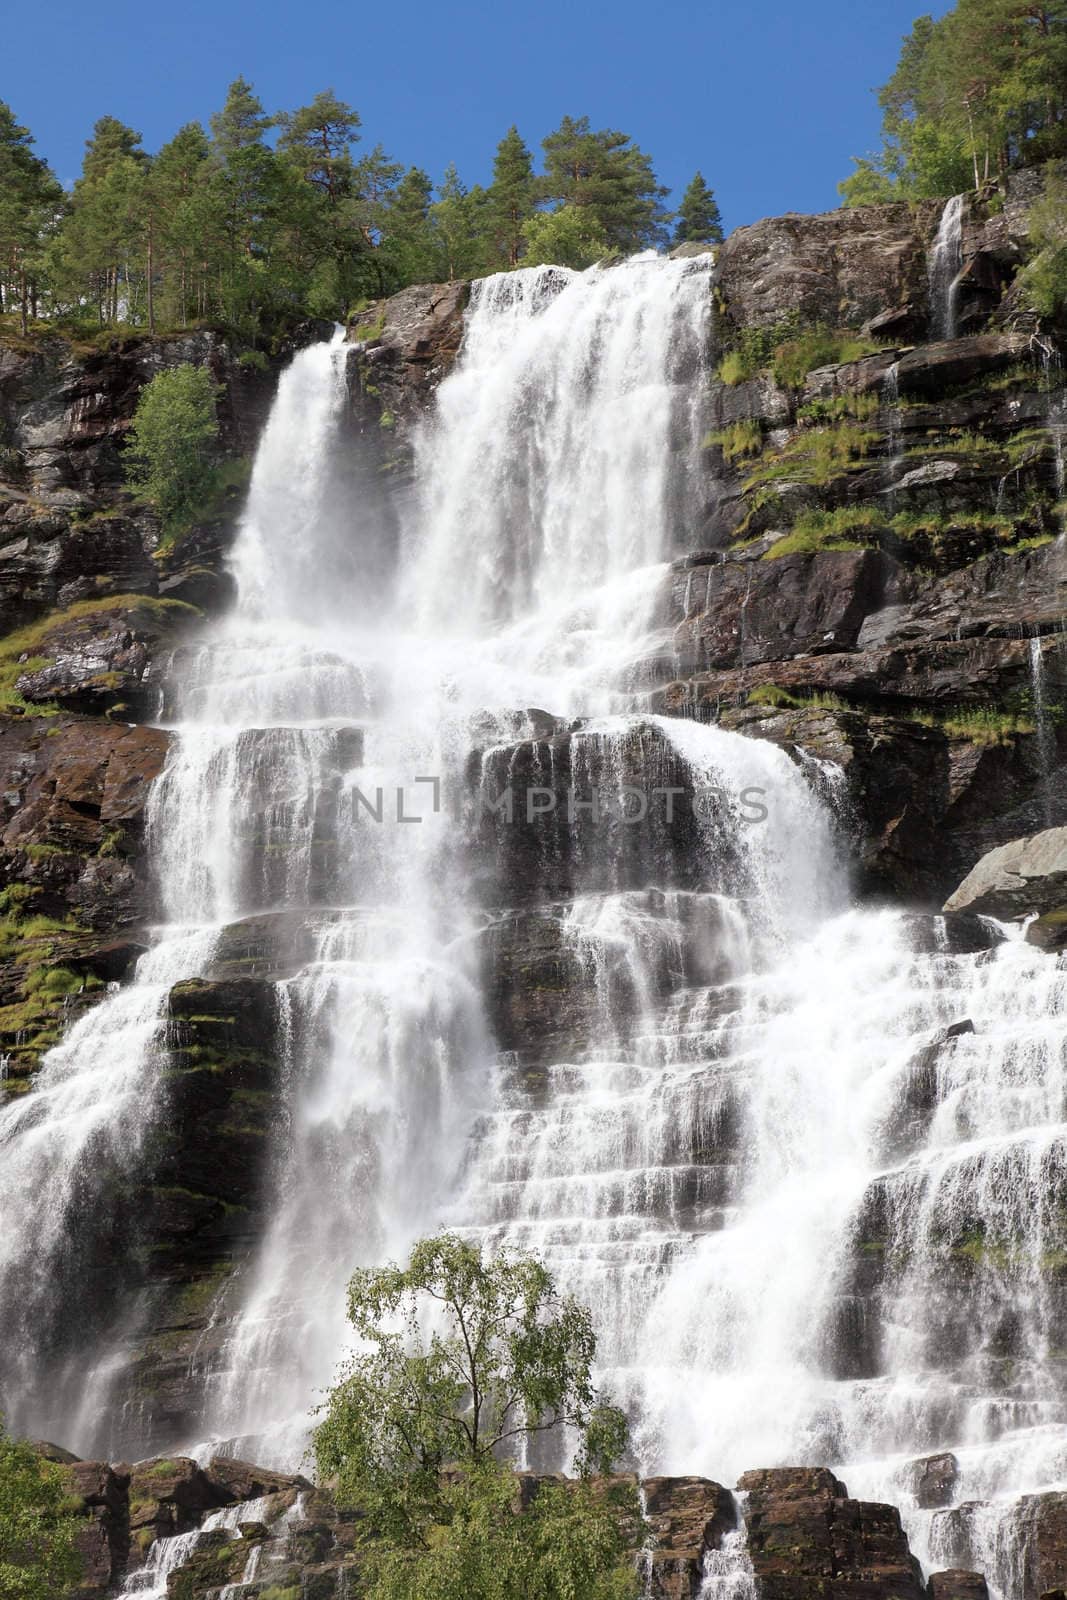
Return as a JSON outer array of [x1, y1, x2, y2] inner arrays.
[[715, 203, 940, 335], [43, 1461, 941, 1600], [737, 1466, 926, 1599], [0, 714, 170, 1082], [641, 1476, 737, 1599], [112, 978, 281, 1453]]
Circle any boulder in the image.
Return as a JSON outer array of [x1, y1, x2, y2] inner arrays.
[[912, 1452, 960, 1511], [642, 1476, 736, 1599], [944, 826, 1067, 920], [737, 1466, 926, 1600]]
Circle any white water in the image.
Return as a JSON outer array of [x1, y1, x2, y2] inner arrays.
[[929, 195, 966, 341], [3, 253, 1067, 1599]]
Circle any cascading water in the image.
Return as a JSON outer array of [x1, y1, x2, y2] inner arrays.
[[929, 194, 966, 341], [3, 250, 1067, 1600]]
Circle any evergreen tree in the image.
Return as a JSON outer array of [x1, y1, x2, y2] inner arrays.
[[276, 90, 361, 203], [208, 79, 280, 327], [150, 123, 216, 327], [486, 125, 536, 268], [840, 0, 1067, 203], [0, 102, 61, 333], [381, 167, 439, 288], [672, 171, 723, 245], [541, 115, 669, 252], [430, 164, 485, 281], [51, 118, 147, 323]]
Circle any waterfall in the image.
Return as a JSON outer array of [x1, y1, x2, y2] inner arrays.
[[929, 194, 966, 341], [1030, 637, 1056, 824], [3, 251, 1067, 1600]]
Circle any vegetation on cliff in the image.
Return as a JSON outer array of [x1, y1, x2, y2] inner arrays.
[[0, 1423, 79, 1599], [841, 0, 1067, 202], [313, 1233, 639, 1600], [0, 86, 713, 338]]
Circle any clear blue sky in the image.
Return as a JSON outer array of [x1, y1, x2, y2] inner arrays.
[[7, 0, 952, 231]]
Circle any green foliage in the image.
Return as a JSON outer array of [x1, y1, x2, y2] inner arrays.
[[486, 127, 538, 269], [703, 420, 762, 461], [540, 115, 669, 252], [839, 0, 1067, 203], [365, 1463, 641, 1600], [1018, 172, 1067, 323], [124, 365, 220, 529], [763, 505, 886, 558], [520, 206, 610, 270], [746, 684, 851, 711], [313, 1233, 629, 1553], [911, 704, 1037, 743], [744, 424, 881, 490], [672, 172, 723, 245], [0, 1423, 80, 1600], [0, 102, 62, 336], [771, 329, 881, 389], [715, 323, 788, 385], [797, 391, 880, 424]]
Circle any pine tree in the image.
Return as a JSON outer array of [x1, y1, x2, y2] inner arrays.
[[431, 164, 489, 281], [208, 79, 279, 326], [487, 125, 536, 268], [51, 117, 147, 323], [276, 90, 361, 204], [541, 115, 669, 252], [672, 172, 723, 245], [0, 102, 61, 333]]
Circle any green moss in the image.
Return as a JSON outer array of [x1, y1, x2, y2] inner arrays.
[[351, 313, 386, 344], [909, 705, 1036, 746], [743, 423, 880, 491], [746, 685, 851, 712], [796, 390, 880, 425], [761, 505, 888, 559], [703, 419, 763, 461], [771, 329, 882, 390]]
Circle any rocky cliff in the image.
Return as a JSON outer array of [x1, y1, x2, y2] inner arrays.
[[2, 169, 1067, 1598]]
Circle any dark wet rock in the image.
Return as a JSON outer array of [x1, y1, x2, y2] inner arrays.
[[641, 1476, 737, 1600], [737, 1465, 926, 1599], [927, 1572, 990, 1600], [203, 1456, 311, 1504], [128, 1456, 230, 1545], [14, 595, 201, 718], [912, 1451, 960, 1511], [61, 1458, 131, 1598], [114, 978, 281, 1454], [467, 720, 746, 909]]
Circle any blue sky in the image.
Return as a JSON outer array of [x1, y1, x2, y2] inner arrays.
[[7, 0, 952, 231]]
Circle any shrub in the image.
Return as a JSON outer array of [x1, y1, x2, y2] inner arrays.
[[123, 365, 220, 531], [0, 1422, 81, 1600]]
